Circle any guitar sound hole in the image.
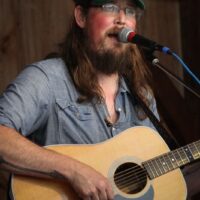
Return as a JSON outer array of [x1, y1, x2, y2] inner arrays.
[[114, 162, 147, 194]]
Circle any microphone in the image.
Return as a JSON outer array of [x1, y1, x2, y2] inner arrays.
[[118, 28, 172, 54]]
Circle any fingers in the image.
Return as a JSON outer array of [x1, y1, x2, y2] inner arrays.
[[83, 191, 109, 200], [82, 181, 114, 200], [105, 184, 114, 200], [99, 181, 114, 200], [98, 187, 107, 200], [80, 183, 99, 200], [68, 161, 114, 200], [97, 180, 114, 200]]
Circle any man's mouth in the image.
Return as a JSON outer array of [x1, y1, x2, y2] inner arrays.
[[107, 33, 119, 41]]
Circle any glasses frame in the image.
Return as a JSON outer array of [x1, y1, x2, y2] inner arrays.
[[90, 3, 143, 20]]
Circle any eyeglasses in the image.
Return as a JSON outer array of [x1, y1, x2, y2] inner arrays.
[[92, 3, 143, 20]]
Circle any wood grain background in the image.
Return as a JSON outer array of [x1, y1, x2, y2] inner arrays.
[[0, 0, 200, 199]]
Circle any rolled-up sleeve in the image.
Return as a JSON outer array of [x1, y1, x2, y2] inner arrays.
[[0, 65, 50, 136]]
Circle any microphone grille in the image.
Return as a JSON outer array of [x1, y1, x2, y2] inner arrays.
[[118, 28, 134, 43]]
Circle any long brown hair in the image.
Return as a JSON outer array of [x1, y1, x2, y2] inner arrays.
[[61, 8, 153, 112]]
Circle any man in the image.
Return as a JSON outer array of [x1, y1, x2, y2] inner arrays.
[[0, 0, 160, 199]]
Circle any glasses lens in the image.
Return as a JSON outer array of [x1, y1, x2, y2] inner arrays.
[[126, 8, 143, 20], [101, 4, 143, 20], [102, 4, 119, 13], [125, 8, 136, 16]]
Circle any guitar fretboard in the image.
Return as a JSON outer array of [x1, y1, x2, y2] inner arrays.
[[142, 140, 200, 179]]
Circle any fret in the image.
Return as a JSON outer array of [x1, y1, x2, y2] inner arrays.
[[142, 140, 200, 180], [168, 151, 179, 169], [195, 141, 200, 153], [151, 158, 163, 176], [163, 154, 171, 170], [165, 153, 174, 170], [189, 142, 200, 159], [179, 148, 189, 164], [178, 148, 188, 165], [156, 157, 166, 174], [142, 161, 155, 179], [183, 146, 194, 162], [181, 147, 191, 162], [173, 150, 183, 166], [159, 155, 170, 172], [148, 160, 160, 178]]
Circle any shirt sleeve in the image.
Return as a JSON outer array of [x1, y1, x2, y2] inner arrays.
[[0, 65, 50, 136]]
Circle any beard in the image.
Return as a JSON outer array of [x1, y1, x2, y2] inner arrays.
[[83, 29, 134, 75]]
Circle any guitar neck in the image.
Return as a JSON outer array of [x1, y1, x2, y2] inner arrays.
[[143, 140, 200, 179]]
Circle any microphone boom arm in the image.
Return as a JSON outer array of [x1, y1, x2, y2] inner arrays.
[[151, 57, 200, 99]]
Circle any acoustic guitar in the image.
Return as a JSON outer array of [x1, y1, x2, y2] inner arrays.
[[12, 126, 199, 200]]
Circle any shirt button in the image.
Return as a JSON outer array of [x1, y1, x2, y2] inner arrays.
[[112, 127, 116, 131], [117, 108, 122, 112]]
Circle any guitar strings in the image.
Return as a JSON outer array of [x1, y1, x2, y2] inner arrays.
[[111, 147, 190, 181], [107, 164, 148, 190], [107, 150, 190, 190], [114, 171, 147, 186], [113, 157, 178, 182], [114, 165, 149, 182], [110, 157, 182, 186], [109, 143, 199, 193], [111, 160, 172, 182], [114, 168, 147, 183], [116, 178, 147, 192], [107, 141, 200, 191], [110, 171, 148, 191]]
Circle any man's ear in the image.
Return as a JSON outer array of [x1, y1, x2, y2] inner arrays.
[[74, 6, 86, 28]]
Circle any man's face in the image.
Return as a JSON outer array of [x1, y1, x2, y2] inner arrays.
[[83, 0, 137, 53]]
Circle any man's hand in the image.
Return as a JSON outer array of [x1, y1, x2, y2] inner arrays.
[[66, 160, 114, 200], [0, 125, 114, 200]]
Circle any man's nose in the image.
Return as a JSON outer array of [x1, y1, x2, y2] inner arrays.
[[114, 10, 126, 26]]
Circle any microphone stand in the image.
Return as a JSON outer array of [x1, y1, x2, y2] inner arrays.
[[144, 51, 200, 99]]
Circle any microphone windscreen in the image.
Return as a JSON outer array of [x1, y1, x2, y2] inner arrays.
[[118, 28, 134, 43]]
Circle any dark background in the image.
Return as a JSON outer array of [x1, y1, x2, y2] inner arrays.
[[0, 0, 199, 199]]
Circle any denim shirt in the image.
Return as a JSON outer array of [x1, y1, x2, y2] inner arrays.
[[0, 58, 159, 146]]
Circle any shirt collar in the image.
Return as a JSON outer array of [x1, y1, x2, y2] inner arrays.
[[118, 76, 138, 106]]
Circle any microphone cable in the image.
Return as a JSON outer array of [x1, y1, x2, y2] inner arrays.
[[118, 28, 200, 86], [170, 52, 200, 85]]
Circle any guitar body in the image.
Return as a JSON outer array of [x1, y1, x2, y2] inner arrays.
[[12, 126, 187, 200]]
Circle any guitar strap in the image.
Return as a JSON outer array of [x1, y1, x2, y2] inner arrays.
[[124, 77, 179, 150]]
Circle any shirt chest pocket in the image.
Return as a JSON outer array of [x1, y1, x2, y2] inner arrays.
[[56, 99, 93, 121]]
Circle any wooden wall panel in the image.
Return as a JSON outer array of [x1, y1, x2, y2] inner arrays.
[[0, 0, 21, 92], [0, 0, 199, 199], [0, 0, 74, 92], [180, 0, 200, 143], [139, 0, 183, 94]]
